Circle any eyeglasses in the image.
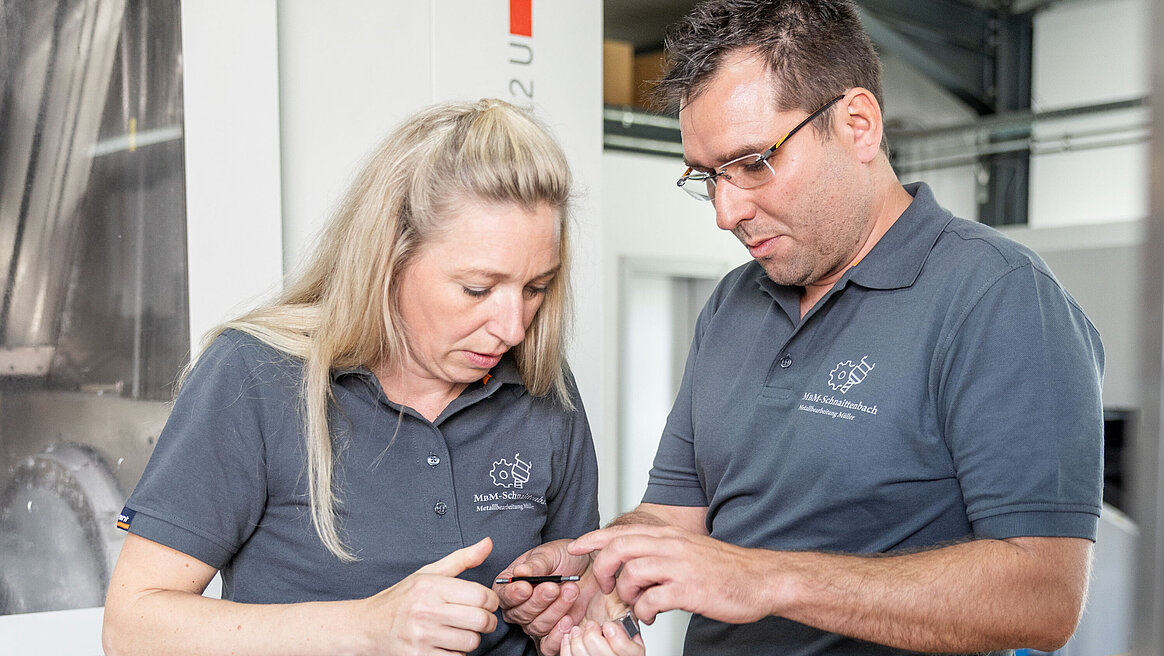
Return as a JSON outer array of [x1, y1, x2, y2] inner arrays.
[[676, 94, 845, 201]]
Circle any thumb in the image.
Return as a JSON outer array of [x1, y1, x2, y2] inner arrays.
[[419, 536, 494, 577]]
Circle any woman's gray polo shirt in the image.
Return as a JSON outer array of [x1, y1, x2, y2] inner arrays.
[[120, 330, 599, 656], [643, 182, 1105, 655]]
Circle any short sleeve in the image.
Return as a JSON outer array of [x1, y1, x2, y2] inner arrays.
[[938, 263, 1104, 540], [121, 332, 287, 568]]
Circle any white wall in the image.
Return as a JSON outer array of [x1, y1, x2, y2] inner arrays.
[[183, 0, 284, 348], [276, 0, 611, 515], [1030, 0, 1150, 228]]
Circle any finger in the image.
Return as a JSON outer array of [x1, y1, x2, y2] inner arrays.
[[499, 580, 562, 625], [560, 627, 576, 656], [612, 556, 668, 606], [578, 621, 613, 656], [413, 572, 500, 612], [568, 527, 621, 556], [419, 537, 494, 577], [496, 579, 535, 611], [539, 613, 574, 656], [522, 581, 580, 636], [569, 524, 671, 556], [588, 534, 677, 593], [600, 618, 644, 655], [511, 548, 563, 578], [427, 623, 488, 655]]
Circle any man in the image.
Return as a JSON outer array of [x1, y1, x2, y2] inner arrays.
[[496, 1, 1104, 654]]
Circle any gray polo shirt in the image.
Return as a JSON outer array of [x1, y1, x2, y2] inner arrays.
[[643, 182, 1104, 656], [120, 330, 599, 656]]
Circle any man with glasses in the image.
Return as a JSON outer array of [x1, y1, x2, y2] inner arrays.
[[498, 1, 1104, 655]]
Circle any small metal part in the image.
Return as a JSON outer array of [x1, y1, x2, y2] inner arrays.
[[618, 611, 640, 639]]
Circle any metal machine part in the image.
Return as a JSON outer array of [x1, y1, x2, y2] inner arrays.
[[0, 443, 125, 614]]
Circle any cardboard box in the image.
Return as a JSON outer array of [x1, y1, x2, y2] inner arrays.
[[634, 50, 667, 111], [604, 39, 634, 106]]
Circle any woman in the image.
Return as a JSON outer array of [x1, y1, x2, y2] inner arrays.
[[102, 99, 599, 656]]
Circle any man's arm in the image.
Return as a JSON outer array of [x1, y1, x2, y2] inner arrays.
[[609, 502, 708, 533], [571, 522, 1091, 654]]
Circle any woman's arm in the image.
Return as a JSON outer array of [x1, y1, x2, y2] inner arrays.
[[103, 534, 500, 656]]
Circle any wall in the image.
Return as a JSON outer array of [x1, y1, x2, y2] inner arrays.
[[0, 1, 602, 652], [276, 0, 612, 516]]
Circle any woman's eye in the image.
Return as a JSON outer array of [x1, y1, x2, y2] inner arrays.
[[463, 287, 490, 298], [524, 286, 549, 297]]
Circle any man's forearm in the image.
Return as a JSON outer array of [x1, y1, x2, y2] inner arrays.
[[763, 536, 1091, 653], [610, 502, 708, 534]]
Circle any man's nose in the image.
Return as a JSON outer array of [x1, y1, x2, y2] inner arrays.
[[713, 179, 757, 231]]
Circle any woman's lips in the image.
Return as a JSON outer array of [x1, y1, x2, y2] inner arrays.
[[465, 350, 504, 369]]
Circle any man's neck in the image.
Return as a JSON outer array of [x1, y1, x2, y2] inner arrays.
[[799, 178, 914, 318]]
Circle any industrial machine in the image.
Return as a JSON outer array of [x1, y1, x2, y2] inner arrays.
[[0, 0, 186, 615]]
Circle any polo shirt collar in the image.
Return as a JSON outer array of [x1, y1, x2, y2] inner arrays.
[[843, 181, 953, 291], [754, 181, 953, 305], [331, 352, 524, 390]]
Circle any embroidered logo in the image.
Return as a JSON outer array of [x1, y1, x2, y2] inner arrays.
[[489, 453, 532, 489], [828, 356, 876, 394]]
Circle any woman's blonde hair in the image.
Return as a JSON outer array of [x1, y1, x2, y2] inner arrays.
[[195, 99, 574, 561]]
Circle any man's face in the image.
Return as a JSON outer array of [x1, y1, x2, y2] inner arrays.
[[678, 53, 872, 287]]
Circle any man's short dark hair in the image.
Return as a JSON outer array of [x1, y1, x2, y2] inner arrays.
[[653, 0, 883, 123]]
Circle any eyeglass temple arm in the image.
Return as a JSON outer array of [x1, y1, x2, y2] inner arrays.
[[757, 94, 846, 161]]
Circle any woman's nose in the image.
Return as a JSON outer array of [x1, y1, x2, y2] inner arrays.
[[489, 293, 527, 346]]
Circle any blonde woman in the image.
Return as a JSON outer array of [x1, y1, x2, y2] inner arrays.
[[102, 99, 599, 656]]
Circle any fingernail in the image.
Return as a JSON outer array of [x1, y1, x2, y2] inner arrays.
[[562, 586, 578, 601], [603, 623, 617, 638]]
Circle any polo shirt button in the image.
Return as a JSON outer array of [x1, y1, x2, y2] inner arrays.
[[780, 355, 793, 368], [427, 454, 441, 466], [434, 501, 448, 516]]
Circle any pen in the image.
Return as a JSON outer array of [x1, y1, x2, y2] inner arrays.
[[493, 575, 581, 584]]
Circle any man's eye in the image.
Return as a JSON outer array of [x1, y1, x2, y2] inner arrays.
[[741, 159, 768, 172]]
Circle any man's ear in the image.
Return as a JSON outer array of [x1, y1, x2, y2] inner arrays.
[[838, 88, 884, 163]]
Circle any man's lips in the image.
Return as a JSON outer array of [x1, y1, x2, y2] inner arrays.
[[746, 235, 780, 258]]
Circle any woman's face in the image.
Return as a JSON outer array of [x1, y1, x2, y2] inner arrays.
[[394, 199, 561, 390]]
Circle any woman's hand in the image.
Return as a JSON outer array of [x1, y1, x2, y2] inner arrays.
[[359, 537, 500, 655], [560, 619, 645, 656], [495, 539, 628, 655]]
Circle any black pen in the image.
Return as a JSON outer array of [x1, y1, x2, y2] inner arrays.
[[493, 575, 581, 584]]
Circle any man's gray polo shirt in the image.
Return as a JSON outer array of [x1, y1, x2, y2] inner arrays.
[[121, 330, 599, 656], [643, 182, 1104, 655]]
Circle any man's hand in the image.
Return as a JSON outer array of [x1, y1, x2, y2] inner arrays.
[[495, 539, 630, 655], [568, 524, 778, 625]]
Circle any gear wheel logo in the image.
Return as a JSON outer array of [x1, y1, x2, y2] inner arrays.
[[489, 453, 532, 489], [826, 356, 876, 394]]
